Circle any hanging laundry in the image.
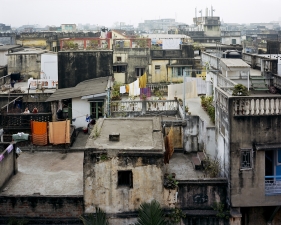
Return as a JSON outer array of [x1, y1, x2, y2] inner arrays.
[[139, 72, 147, 88], [0, 154, 4, 162], [6, 144, 13, 154], [12, 133, 29, 142], [31, 121, 48, 146], [86, 115, 91, 122], [119, 86, 126, 94], [140, 88, 151, 98], [129, 82, 134, 96], [133, 78, 140, 96], [49, 120, 70, 145], [125, 84, 129, 93]]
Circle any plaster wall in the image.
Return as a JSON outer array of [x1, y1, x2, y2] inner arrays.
[[41, 53, 58, 80], [58, 51, 113, 88], [0, 50, 8, 66], [151, 59, 169, 83], [84, 153, 164, 214], [0, 144, 17, 190], [229, 99, 281, 207], [17, 39, 47, 48], [72, 98, 90, 128], [183, 116, 199, 153], [221, 37, 242, 45], [8, 53, 41, 78]]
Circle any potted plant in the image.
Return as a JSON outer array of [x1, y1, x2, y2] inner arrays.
[[232, 84, 249, 96], [174, 91, 178, 101], [141, 93, 147, 100], [185, 105, 189, 113], [163, 174, 178, 190], [178, 98, 183, 106]]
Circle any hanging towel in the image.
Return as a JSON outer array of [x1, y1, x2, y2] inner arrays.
[[31, 121, 48, 146], [139, 72, 147, 88], [129, 82, 134, 96], [49, 120, 70, 145], [133, 79, 140, 96], [12, 133, 29, 142], [6, 144, 13, 154], [120, 86, 126, 94], [125, 84, 129, 93]]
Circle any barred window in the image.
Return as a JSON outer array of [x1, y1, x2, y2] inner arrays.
[[240, 149, 252, 169]]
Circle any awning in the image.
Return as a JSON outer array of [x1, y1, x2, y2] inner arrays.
[[255, 143, 281, 151]]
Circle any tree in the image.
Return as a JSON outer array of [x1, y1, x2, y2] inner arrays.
[[135, 200, 168, 225], [80, 207, 109, 225]]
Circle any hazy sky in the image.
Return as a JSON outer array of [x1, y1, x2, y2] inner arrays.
[[1, 0, 281, 27]]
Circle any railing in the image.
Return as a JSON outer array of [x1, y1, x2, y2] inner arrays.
[[215, 87, 229, 113], [147, 83, 169, 94], [273, 74, 281, 90], [111, 100, 178, 113], [201, 52, 220, 70], [265, 176, 281, 195], [217, 74, 237, 88], [232, 97, 281, 116], [111, 101, 143, 112], [0, 113, 52, 128]]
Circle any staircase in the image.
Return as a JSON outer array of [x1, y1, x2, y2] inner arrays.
[[192, 151, 207, 170]]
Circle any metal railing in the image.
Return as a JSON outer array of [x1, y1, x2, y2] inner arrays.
[[265, 176, 281, 195]]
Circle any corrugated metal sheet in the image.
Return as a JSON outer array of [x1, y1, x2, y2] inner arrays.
[[45, 76, 110, 102]]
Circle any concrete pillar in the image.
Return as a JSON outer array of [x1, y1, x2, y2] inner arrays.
[[230, 207, 242, 225]]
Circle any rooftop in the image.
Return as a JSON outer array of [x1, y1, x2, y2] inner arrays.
[[220, 58, 251, 68], [0, 152, 83, 196], [86, 117, 164, 151], [0, 45, 21, 51]]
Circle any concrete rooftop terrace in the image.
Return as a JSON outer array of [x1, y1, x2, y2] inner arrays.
[[86, 117, 164, 151], [0, 152, 83, 196]]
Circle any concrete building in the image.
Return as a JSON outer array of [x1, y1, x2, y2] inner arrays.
[[58, 50, 113, 89], [0, 45, 21, 67], [221, 31, 242, 45], [61, 24, 77, 32]]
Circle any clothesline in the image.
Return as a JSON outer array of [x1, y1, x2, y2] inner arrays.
[[119, 72, 147, 96]]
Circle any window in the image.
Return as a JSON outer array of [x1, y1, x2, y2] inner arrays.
[[240, 149, 252, 169], [155, 65, 161, 70], [113, 65, 126, 73], [118, 170, 133, 188], [117, 56, 122, 62], [135, 67, 145, 77]]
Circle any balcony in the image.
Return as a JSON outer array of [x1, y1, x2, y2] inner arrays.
[[265, 176, 281, 195]]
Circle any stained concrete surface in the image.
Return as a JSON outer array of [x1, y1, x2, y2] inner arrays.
[[165, 153, 204, 180], [0, 152, 83, 196], [186, 97, 213, 126]]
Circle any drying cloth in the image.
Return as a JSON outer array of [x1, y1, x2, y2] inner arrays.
[[129, 82, 134, 96], [0, 154, 4, 162], [31, 121, 48, 146], [133, 79, 140, 96], [49, 120, 70, 145], [125, 84, 129, 93], [6, 144, 13, 154], [12, 133, 29, 142], [140, 88, 151, 98], [139, 72, 147, 88], [120, 86, 126, 94]]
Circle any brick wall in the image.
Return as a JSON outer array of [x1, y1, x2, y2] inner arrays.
[[0, 196, 83, 218]]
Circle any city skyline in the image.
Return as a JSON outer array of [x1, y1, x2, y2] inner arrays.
[[1, 0, 281, 28]]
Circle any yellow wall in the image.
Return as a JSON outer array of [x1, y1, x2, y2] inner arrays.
[[19, 39, 47, 48], [196, 69, 206, 79], [151, 60, 169, 83]]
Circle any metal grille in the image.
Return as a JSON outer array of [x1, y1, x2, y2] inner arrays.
[[241, 149, 251, 169]]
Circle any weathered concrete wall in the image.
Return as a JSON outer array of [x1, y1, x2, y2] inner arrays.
[[58, 51, 113, 88], [178, 179, 228, 210], [0, 143, 17, 190], [72, 97, 90, 128], [84, 151, 164, 214], [184, 116, 199, 153], [8, 53, 41, 78], [228, 98, 281, 207], [0, 196, 83, 218]]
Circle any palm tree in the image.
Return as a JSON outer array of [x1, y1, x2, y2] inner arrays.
[[80, 207, 109, 225], [135, 200, 168, 225]]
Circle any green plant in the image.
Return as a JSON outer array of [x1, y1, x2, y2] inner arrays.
[[100, 154, 108, 161], [141, 93, 147, 100], [92, 125, 100, 139], [135, 38, 147, 48], [185, 105, 189, 112], [212, 202, 229, 219], [204, 156, 221, 178], [163, 174, 178, 190], [80, 207, 109, 225], [135, 200, 168, 225], [200, 96, 215, 124], [111, 82, 123, 100], [167, 207, 186, 224], [232, 84, 249, 96], [153, 88, 164, 99]]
